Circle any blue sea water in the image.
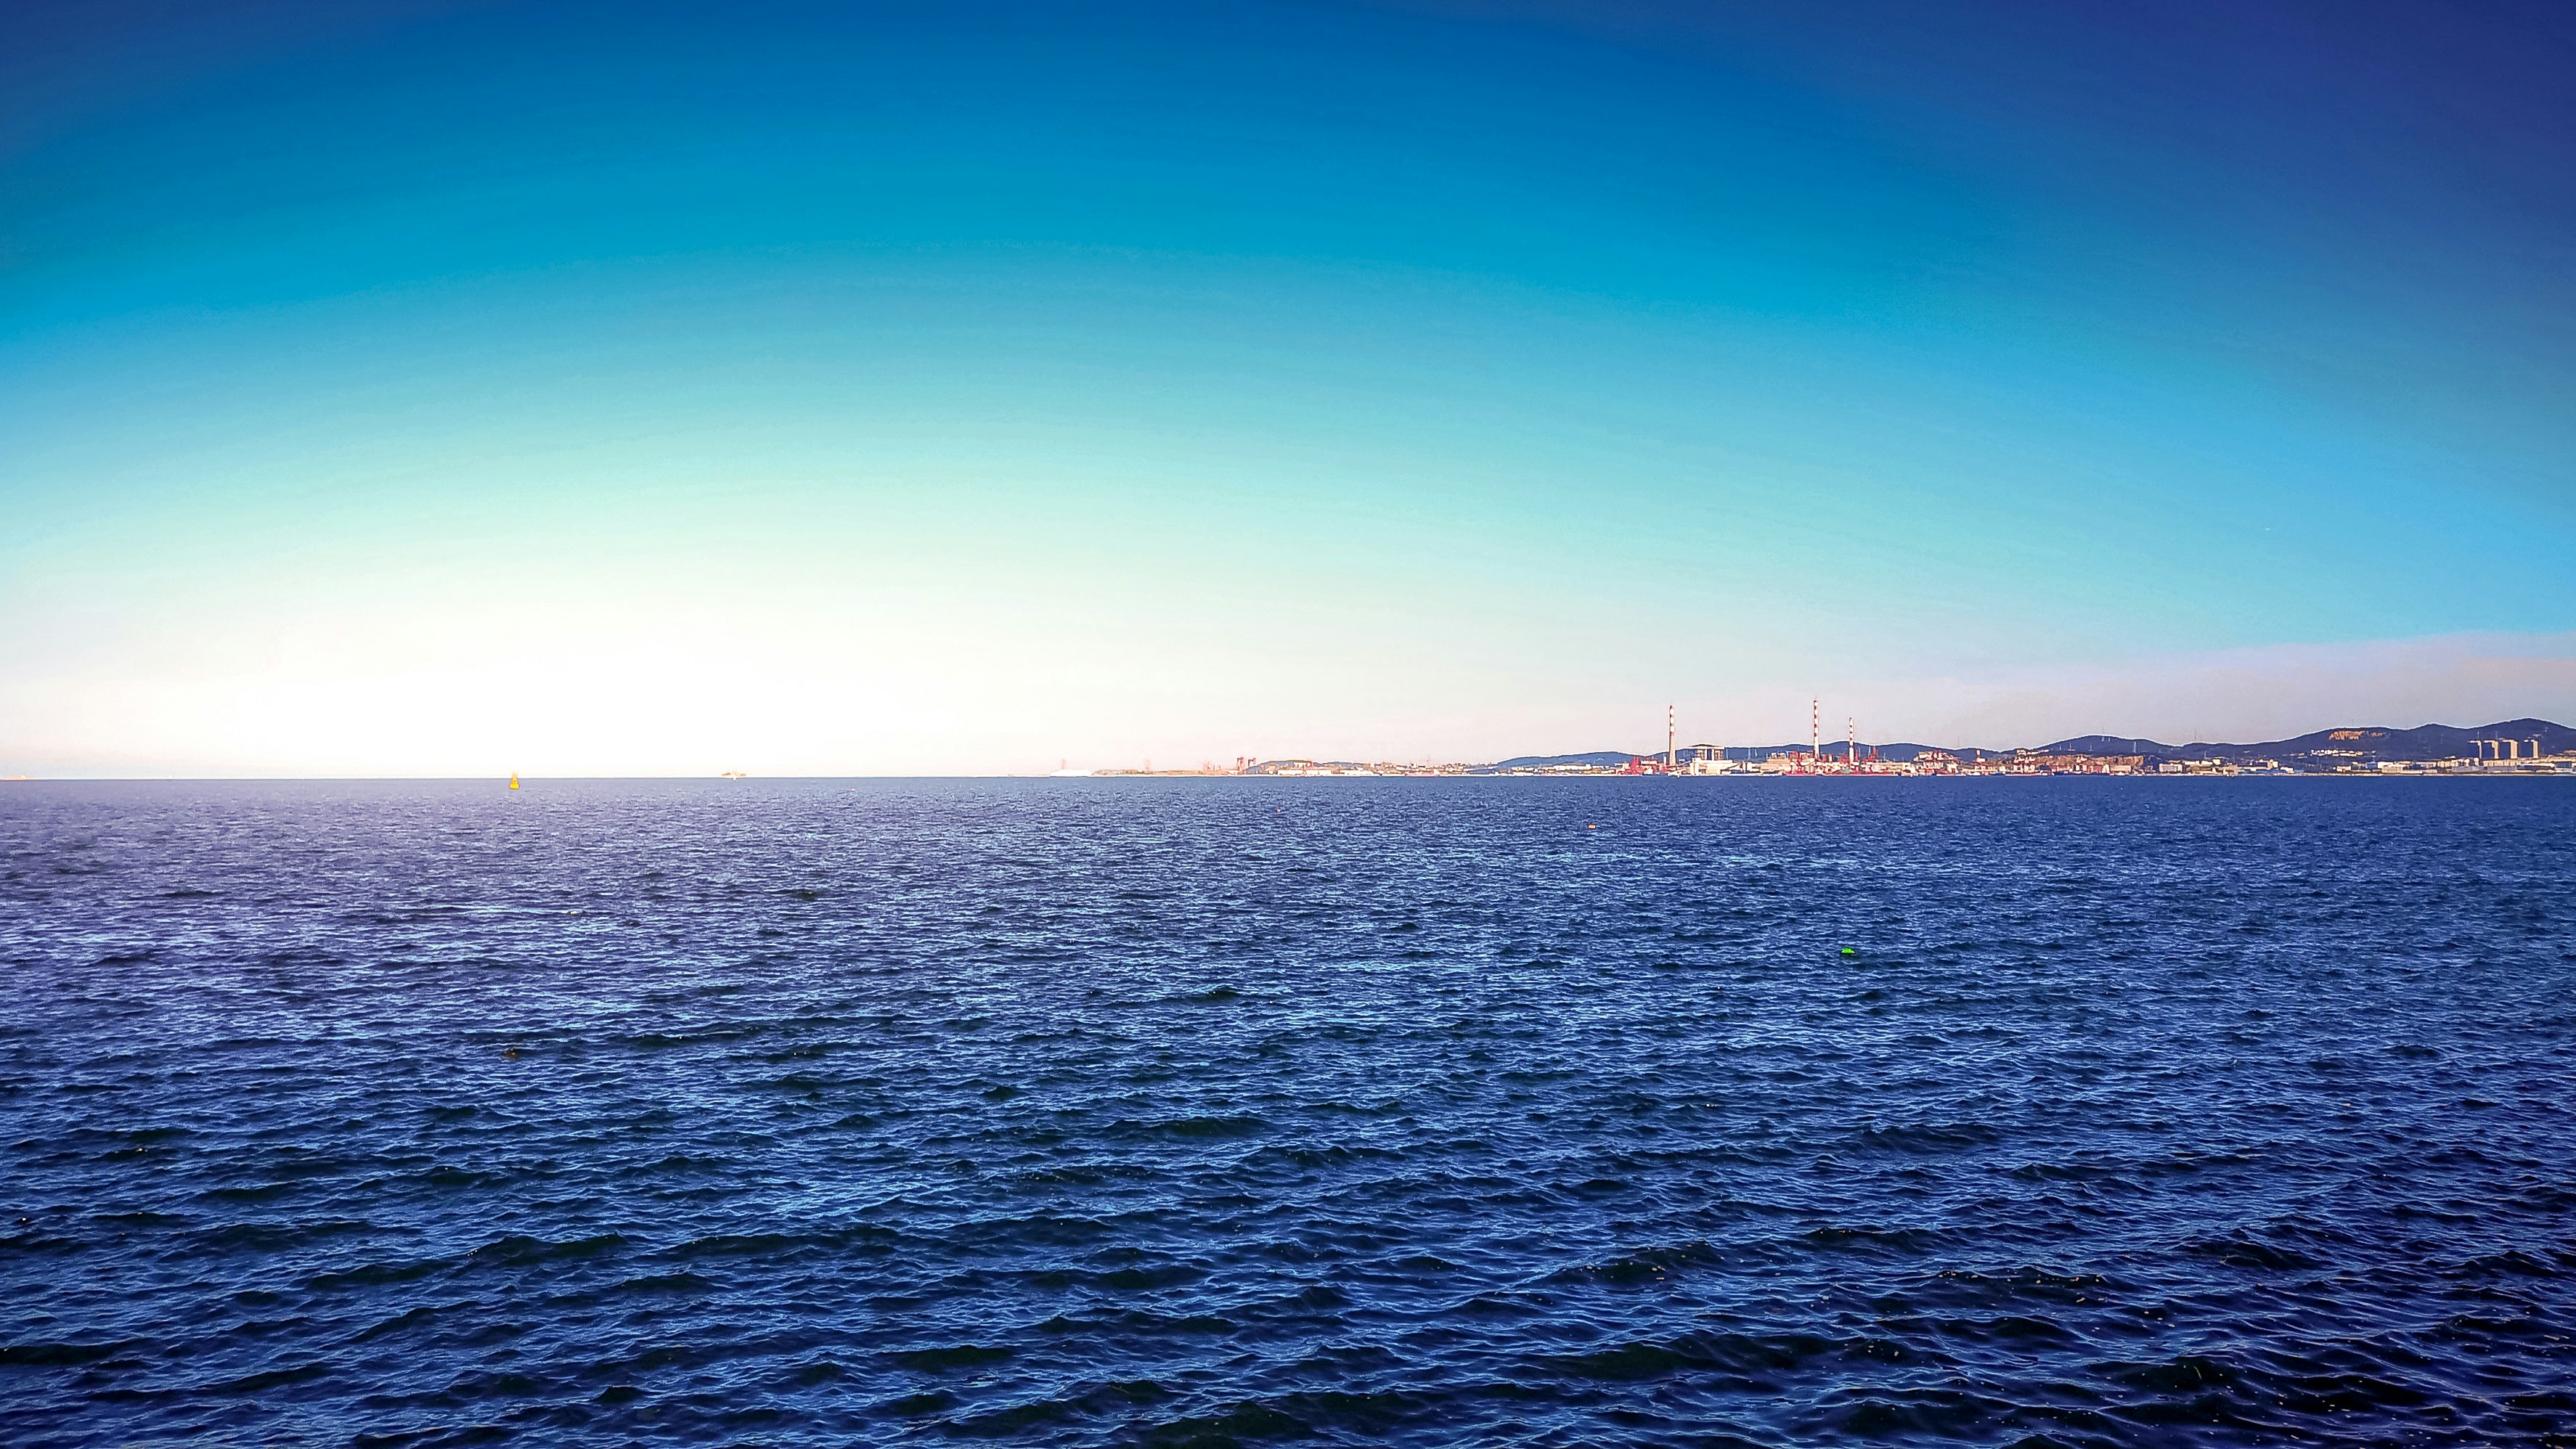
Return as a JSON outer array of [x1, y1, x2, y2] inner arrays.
[[2, 777, 2571, 1448]]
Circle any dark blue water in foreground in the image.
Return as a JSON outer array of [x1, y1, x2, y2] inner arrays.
[[4, 779, 2572, 1447]]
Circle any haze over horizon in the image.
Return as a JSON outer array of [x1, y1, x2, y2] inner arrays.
[[7, 1, 2574, 777]]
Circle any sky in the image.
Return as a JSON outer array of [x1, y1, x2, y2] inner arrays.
[[4, 0, 2572, 775]]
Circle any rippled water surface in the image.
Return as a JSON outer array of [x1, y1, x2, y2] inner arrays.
[[4, 778, 2572, 1447]]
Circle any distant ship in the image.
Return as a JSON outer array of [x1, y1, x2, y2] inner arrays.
[[721, 771, 749, 780]]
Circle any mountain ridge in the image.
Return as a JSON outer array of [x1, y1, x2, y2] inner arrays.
[[1492, 719, 2571, 770]]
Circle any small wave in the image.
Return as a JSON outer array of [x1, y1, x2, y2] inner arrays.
[[200, 1360, 330, 1395], [775, 1357, 846, 1387], [1544, 1328, 1837, 1381], [1798, 1224, 1948, 1258], [193, 1219, 378, 1253], [1117, 1115, 1268, 1139], [2186, 1236, 2320, 1271], [944, 1396, 1077, 1436], [1038, 1308, 1237, 1337], [199, 1181, 298, 1204], [1088, 1262, 1205, 1292], [875, 1389, 957, 1417], [666, 1231, 818, 1260], [893, 1342, 1013, 1372], [1855, 1120, 2003, 1154], [306, 1257, 449, 1291], [1577, 1241, 1724, 1284], [352, 1305, 446, 1341], [2093, 1352, 2244, 1395], [1928, 1313, 2081, 1346], [1137, 1401, 1311, 1445], [616, 1272, 717, 1294], [1818, 1387, 2021, 1439], [0, 1339, 139, 1368], [465, 1231, 628, 1267]]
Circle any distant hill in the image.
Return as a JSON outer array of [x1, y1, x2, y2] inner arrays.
[[2039, 735, 2169, 757], [1499, 719, 2572, 770], [2039, 719, 2573, 764]]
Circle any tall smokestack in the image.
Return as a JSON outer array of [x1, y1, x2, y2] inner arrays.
[[1667, 705, 1676, 774]]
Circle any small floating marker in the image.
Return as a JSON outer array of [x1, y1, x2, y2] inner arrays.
[[1588, 823, 1597, 830], [1841, 947, 1858, 956]]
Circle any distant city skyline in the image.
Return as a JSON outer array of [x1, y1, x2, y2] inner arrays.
[[5, 2, 2573, 776], [1186, 712, 2576, 777]]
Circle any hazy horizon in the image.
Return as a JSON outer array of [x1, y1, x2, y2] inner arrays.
[[5, 697, 2567, 780]]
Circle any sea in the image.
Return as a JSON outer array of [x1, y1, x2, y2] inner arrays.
[[3, 777, 2570, 1447]]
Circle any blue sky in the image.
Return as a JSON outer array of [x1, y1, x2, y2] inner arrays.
[[4, 0, 2572, 773]]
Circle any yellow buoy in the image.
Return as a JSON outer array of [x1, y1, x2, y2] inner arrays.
[[508, 771, 520, 791]]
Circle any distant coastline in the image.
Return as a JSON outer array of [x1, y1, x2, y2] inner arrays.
[[1080, 717, 2576, 778]]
